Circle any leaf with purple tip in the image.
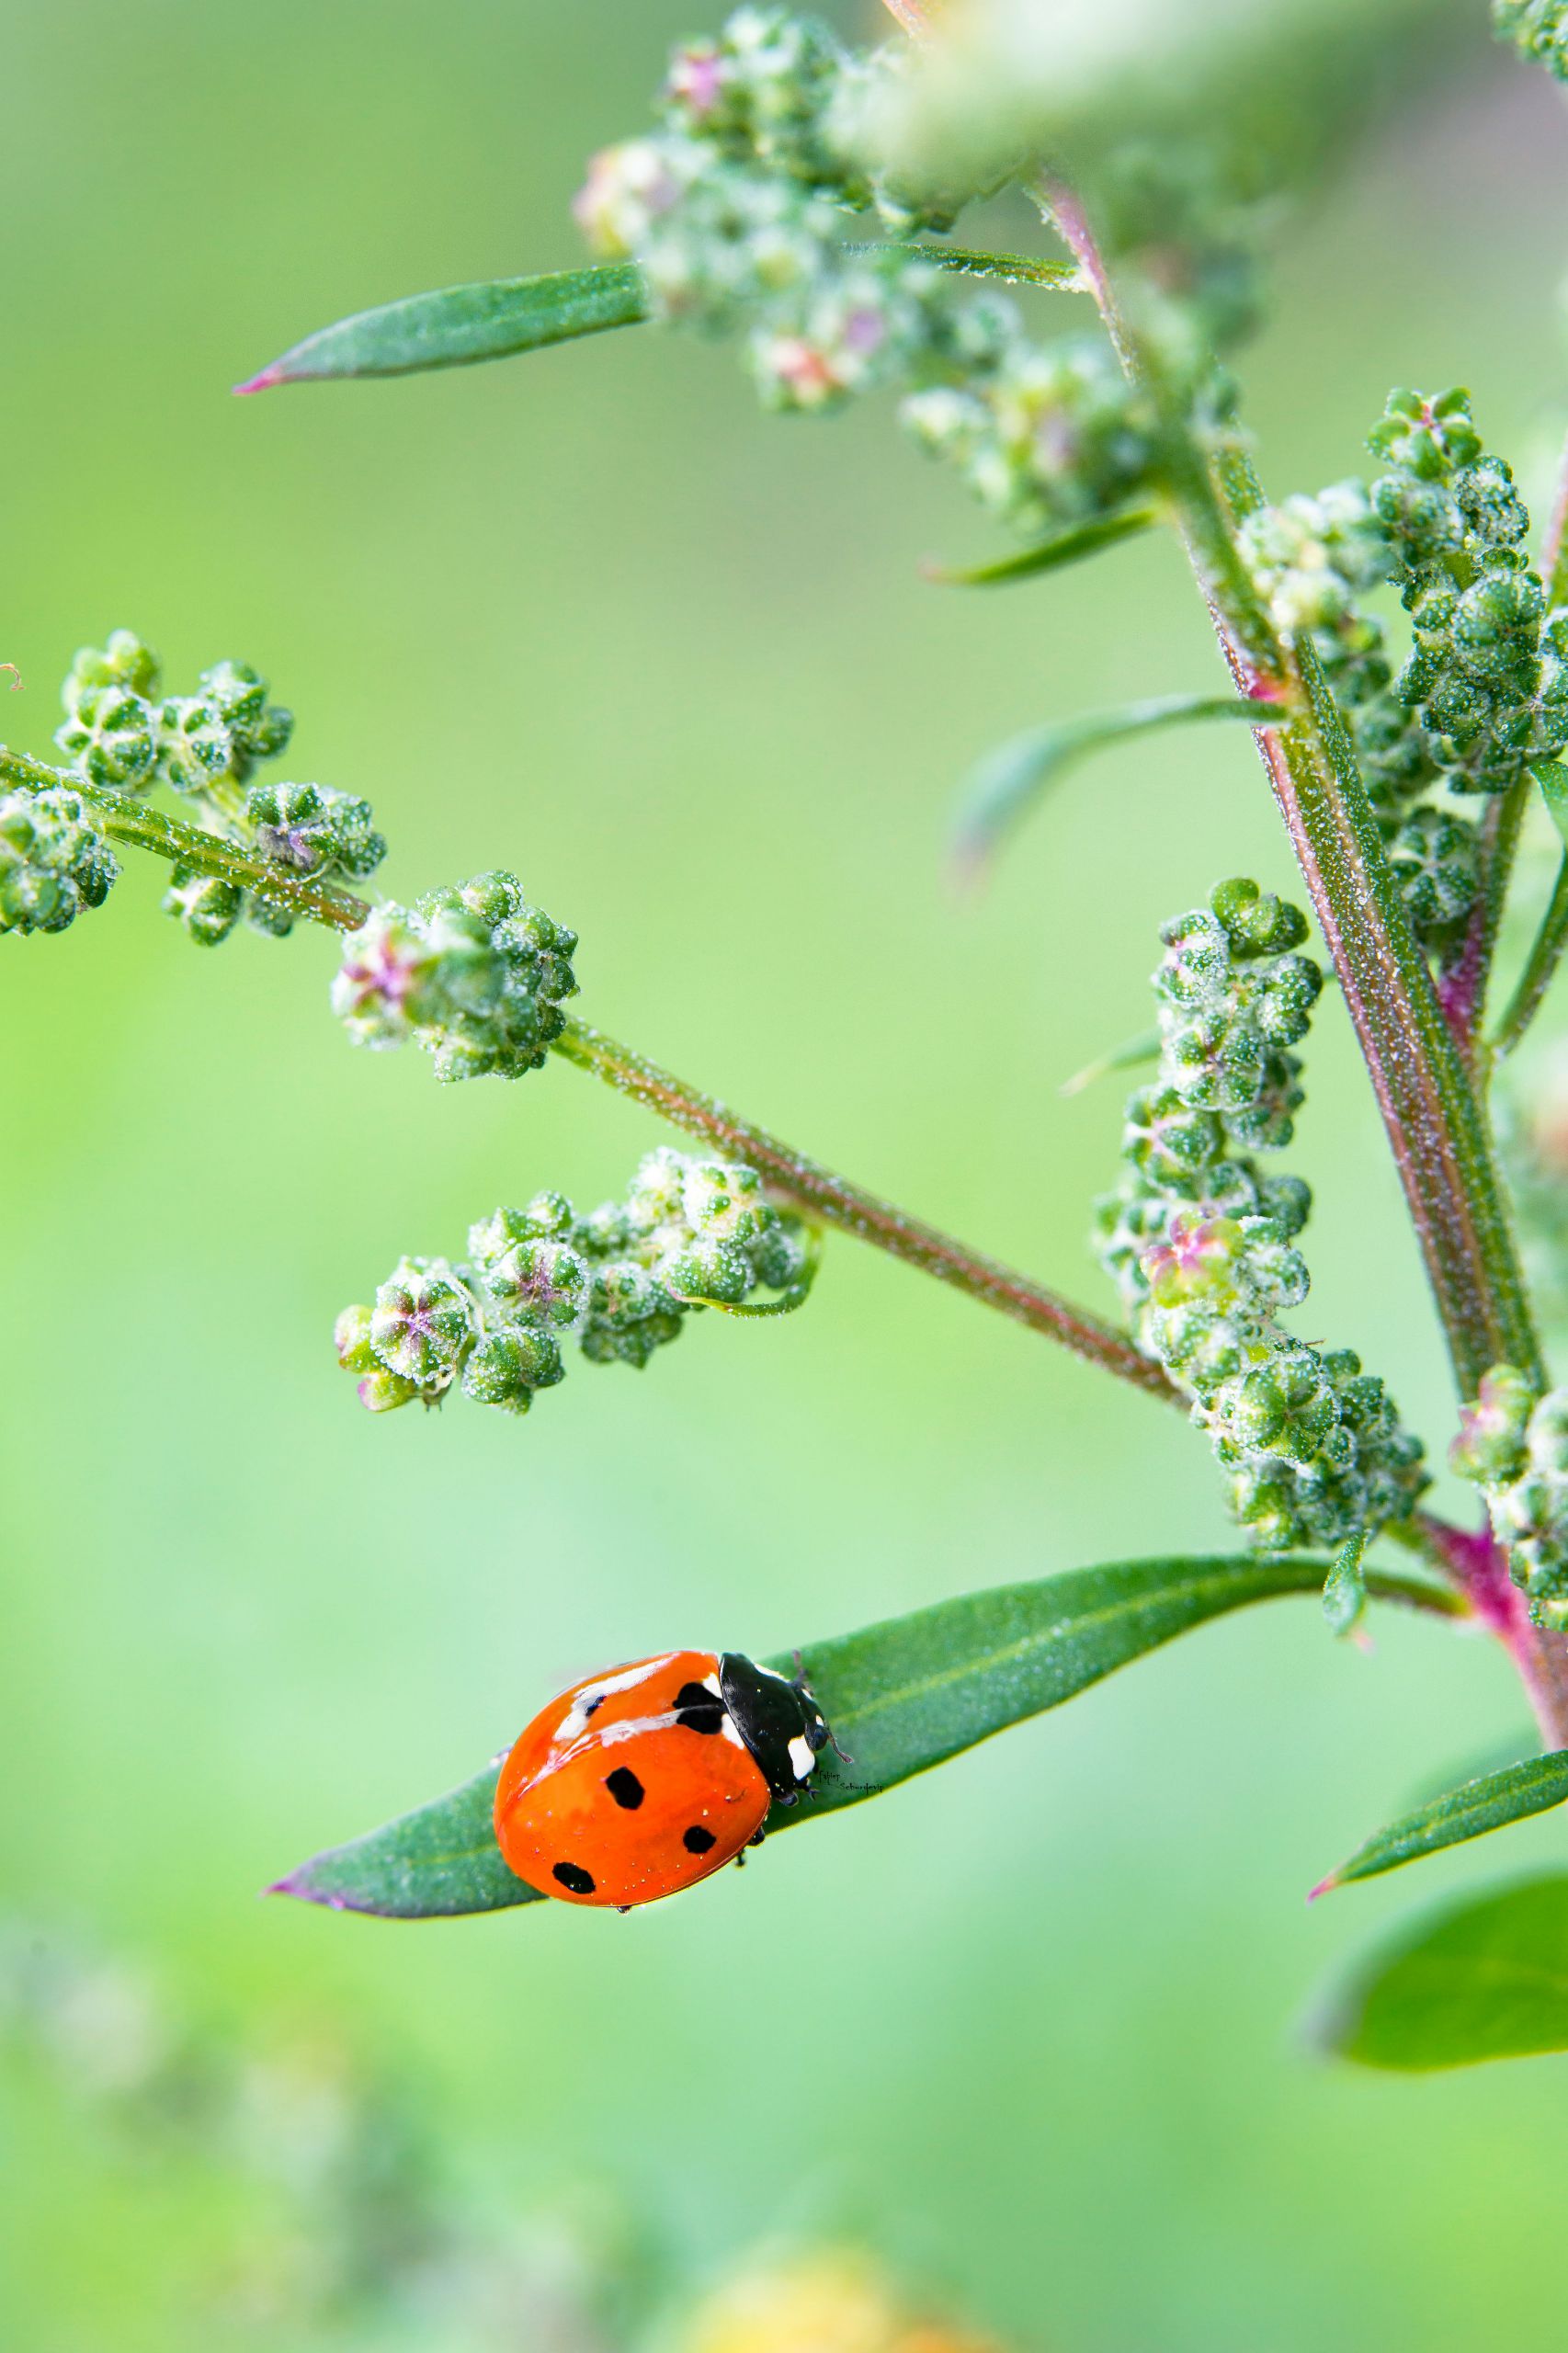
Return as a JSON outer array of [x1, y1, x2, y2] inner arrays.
[[1311, 1747, 1568, 1900], [236, 263, 649, 392], [275, 1550, 1452, 1920]]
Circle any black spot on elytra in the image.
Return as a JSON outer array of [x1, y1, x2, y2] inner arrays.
[[582, 1692, 605, 1718], [605, 1766, 644, 1811], [683, 1824, 717, 1854], [674, 1680, 725, 1734], [552, 1860, 596, 1894]]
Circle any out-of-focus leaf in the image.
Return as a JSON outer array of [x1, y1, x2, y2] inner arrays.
[[926, 506, 1159, 589], [1318, 1873, 1568, 2070], [274, 1550, 1452, 1920], [1533, 757, 1568, 847], [1312, 1751, 1568, 1897], [235, 264, 649, 390], [1059, 1027, 1161, 1097], [236, 240, 1077, 395], [951, 692, 1282, 886]]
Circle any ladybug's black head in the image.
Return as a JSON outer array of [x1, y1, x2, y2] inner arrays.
[[718, 1652, 832, 1803]]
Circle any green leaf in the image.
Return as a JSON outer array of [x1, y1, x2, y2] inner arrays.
[[926, 506, 1159, 589], [950, 693, 1284, 886], [274, 1551, 1453, 1920], [234, 264, 649, 391], [1322, 1529, 1369, 1638], [1532, 756, 1568, 847], [1312, 1749, 1568, 1898], [1059, 1027, 1162, 1098], [850, 242, 1082, 292], [1318, 1872, 1568, 2071]]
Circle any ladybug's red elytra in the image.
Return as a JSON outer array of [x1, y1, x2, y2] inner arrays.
[[493, 1650, 833, 1910]]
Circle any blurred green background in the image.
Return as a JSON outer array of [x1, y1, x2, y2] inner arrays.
[[7, 2, 1568, 2346]]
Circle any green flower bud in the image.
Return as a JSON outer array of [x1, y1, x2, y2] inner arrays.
[[357, 1369, 422, 1414], [1369, 386, 1483, 478], [154, 696, 235, 794], [1209, 877, 1309, 960], [461, 1327, 564, 1413], [334, 1303, 379, 1374], [62, 630, 162, 706], [0, 788, 119, 936], [1450, 1364, 1533, 1484], [1124, 1085, 1224, 1182], [54, 685, 158, 790], [369, 1257, 477, 1390], [161, 867, 244, 946], [1389, 806, 1479, 931], [244, 780, 386, 882], [332, 874, 578, 1082], [197, 659, 293, 777]]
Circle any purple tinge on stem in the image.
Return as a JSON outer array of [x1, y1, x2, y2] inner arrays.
[[232, 364, 287, 396]]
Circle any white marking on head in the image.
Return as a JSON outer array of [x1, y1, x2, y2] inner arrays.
[[788, 1733, 815, 1781], [721, 1715, 744, 1748]]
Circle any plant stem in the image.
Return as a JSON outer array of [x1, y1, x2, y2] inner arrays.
[[1439, 779, 1527, 1066], [550, 1017, 1179, 1400], [0, 748, 373, 930], [1, 741, 1174, 1404], [1411, 1513, 1568, 1748], [1038, 183, 1543, 1399], [1494, 852, 1568, 1059]]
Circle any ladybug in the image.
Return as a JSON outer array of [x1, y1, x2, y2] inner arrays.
[[493, 1650, 833, 1910]]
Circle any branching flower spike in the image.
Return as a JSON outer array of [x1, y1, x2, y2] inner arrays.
[[335, 1149, 816, 1417], [1096, 879, 1426, 1552]]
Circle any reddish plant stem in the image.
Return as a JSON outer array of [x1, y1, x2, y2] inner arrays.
[[1438, 782, 1526, 1066], [551, 1018, 1180, 1400], [1415, 1513, 1568, 1750]]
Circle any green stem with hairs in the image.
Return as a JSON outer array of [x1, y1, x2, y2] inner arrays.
[[1, 744, 1176, 1404], [549, 1018, 1177, 1397], [1039, 183, 1543, 1401], [0, 748, 373, 929]]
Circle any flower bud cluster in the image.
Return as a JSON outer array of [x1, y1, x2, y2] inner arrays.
[[1237, 391, 1568, 963], [331, 872, 578, 1082], [575, 9, 1160, 537], [335, 1149, 813, 1418], [1451, 1365, 1568, 1627], [1368, 389, 1568, 799], [0, 786, 118, 936], [575, 9, 944, 405], [901, 327, 1159, 542], [1096, 879, 1426, 1550], [51, 631, 385, 945], [1494, 1, 1568, 76]]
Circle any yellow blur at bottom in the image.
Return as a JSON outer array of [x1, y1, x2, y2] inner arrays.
[[678, 2248, 1007, 2353]]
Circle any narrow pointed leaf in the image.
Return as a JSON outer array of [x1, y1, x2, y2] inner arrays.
[[1533, 757, 1568, 847], [236, 264, 649, 391], [1318, 1873, 1568, 2070], [926, 506, 1159, 589], [1322, 1529, 1369, 1638], [1059, 1027, 1161, 1097], [951, 693, 1284, 886], [1313, 1749, 1568, 1898], [275, 1551, 1452, 1920], [850, 242, 1082, 292]]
